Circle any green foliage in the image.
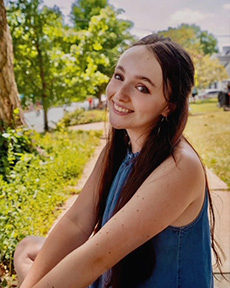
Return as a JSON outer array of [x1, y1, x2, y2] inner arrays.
[[6, 0, 134, 124], [7, 0, 65, 107], [159, 24, 218, 55], [62, 5, 134, 100], [158, 24, 227, 89], [70, 0, 108, 30], [194, 55, 228, 89], [199, 30, 218, 55], [0, 127, 102, 274], [59, 108, 108, 127], [0, 127, 35, 180]]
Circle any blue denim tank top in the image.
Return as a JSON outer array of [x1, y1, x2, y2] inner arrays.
[[89, 150, 213, 288]]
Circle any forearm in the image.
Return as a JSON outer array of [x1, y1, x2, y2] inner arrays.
[[20, 215, 91, 288], [32, 244, 103, 288]]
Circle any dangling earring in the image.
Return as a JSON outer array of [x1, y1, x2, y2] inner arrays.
[[157, 116, 168, 134]]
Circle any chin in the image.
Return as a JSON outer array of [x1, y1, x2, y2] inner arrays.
[[109, 122, 125, 130], [109, 118, 125, 130]]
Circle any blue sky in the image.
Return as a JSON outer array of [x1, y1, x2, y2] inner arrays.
[[8, 0, 230, 51]]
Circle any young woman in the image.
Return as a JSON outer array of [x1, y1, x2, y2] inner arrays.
[[14, 34, 222, 288]]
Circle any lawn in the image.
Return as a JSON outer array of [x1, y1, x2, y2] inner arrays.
[[185, 99, 230, 188]]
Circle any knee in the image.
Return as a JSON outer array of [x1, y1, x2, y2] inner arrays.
[[14, 236, 45, 284], [15, 236, 32, 253], [14, 236, 45, 269]]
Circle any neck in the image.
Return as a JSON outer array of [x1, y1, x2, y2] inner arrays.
[[127, 131, 146, 154]]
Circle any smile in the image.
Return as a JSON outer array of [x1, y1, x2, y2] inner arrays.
[[114, 102, 132, 113]]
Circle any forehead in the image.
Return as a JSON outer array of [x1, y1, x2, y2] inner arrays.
[[117, 45, 163, 87]]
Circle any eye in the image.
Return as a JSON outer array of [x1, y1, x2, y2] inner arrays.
[[114, 73, 123, 81], [137, 85, 150, 94]]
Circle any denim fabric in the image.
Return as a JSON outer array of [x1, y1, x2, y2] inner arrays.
[[138, 192, 213, 288], [89, 150, 213, 288], [101, 150, 140, 227]]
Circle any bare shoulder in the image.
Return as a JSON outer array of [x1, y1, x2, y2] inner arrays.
[[151, 138, 205, 186], [174, 138, 205, 178], [143, 138, 206, 227]]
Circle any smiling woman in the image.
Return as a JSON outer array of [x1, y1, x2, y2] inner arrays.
[[14, 34, 224, 288], [107, 45, 168, 153]]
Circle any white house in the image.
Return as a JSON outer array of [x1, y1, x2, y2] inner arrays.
[[214, 46, 230, 91]]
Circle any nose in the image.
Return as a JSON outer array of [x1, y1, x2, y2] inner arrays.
[[114, 84, 130, 103]]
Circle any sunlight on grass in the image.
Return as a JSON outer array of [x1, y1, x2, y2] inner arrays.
[[185, 99, 230, 187], [189, 98, 220, 114]]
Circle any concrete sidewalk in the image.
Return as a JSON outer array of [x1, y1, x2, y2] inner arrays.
[[62, 122, 230, 287], [207, 169, 230, 287]]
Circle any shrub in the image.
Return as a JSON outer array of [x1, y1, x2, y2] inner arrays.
[[58, 108, 108, 128], [0, 128, 35, 180], [0, 128, 102, 277]]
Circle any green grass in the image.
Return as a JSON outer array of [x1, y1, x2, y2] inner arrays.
[[189, 98, 220, 113], [185, 99, 230, 187]]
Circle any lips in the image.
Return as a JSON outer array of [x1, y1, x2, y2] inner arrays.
[[114, 102, 132, 113]]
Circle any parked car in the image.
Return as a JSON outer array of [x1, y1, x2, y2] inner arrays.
[[197, 89, 220, 99]]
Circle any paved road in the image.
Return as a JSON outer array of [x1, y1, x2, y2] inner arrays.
[[24, 100, 98, 132]]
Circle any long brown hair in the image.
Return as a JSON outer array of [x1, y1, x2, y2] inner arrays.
[[94, 34, 224, 286]]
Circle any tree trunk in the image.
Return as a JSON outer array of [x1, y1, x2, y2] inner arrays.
[[41, 95, 49, 131], [35, 28, 49, 132], [0, 0, 25, 131]]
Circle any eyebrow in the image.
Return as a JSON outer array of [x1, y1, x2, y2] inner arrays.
[[116, 65, 157, 87]]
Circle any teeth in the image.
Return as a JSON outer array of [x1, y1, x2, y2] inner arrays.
[[114, 103, 130, 113]]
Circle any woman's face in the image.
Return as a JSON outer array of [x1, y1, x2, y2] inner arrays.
[[106, 45, 169, 143]]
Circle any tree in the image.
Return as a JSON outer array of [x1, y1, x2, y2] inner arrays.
[[194, 55, 228, 89], [159, 24, 201, 54], [7, 0, 67, 131], [68, 3, 134, 100], [0, 0, 24, 131], [198, 30, 218, 55], [159, 24, 218, 55], [7, 0, 134, 123], [70, 0, 108, 30], [158, 24, 227, 89]]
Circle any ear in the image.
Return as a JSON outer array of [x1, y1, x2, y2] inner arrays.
[[162, 103, 176, 117], [161, 105, 170, 117]]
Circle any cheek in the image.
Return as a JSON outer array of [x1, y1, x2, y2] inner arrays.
[[106, 80, 114, 99], [137, 99, 165, 117]]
